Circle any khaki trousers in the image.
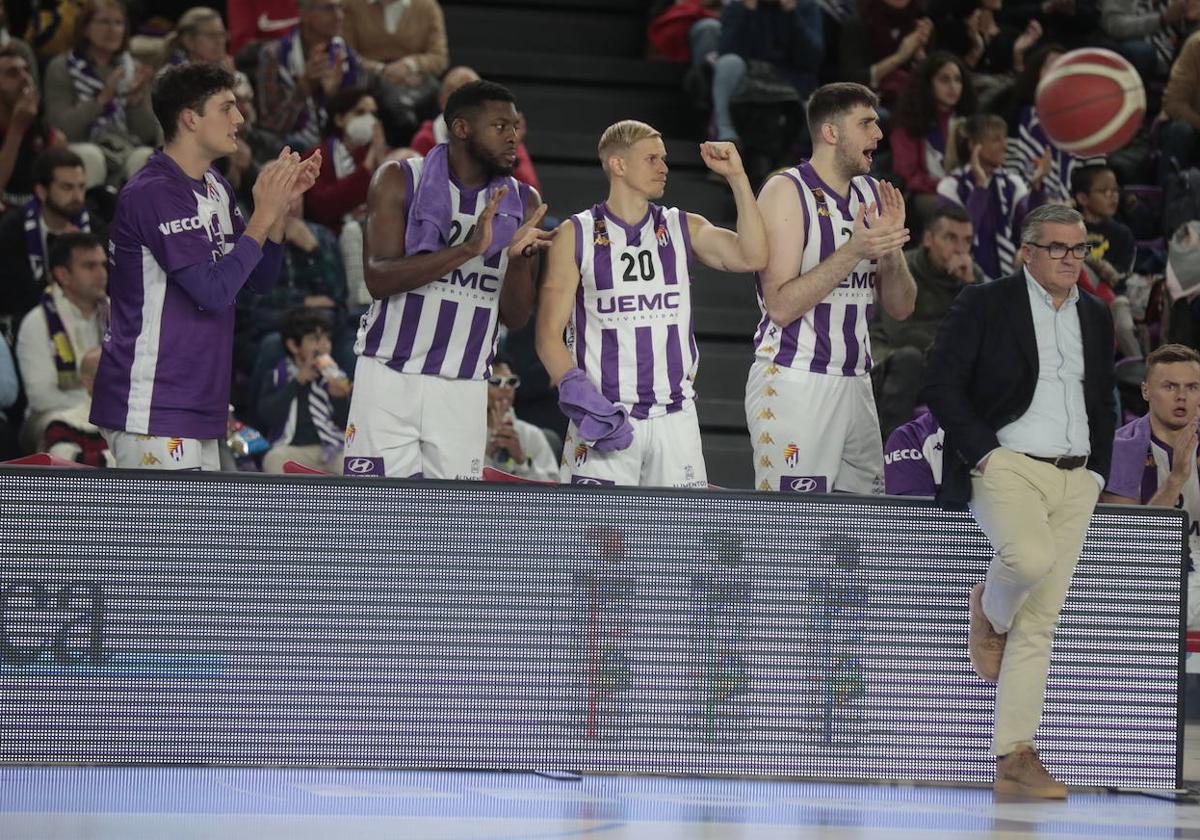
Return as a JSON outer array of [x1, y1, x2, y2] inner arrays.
[[969, 448, 1100, 755]]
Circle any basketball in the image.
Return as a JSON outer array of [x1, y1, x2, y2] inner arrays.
[[1035, 48, 1146, 157]]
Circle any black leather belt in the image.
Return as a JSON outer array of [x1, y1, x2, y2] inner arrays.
[[1024, 454, 1087, 470]]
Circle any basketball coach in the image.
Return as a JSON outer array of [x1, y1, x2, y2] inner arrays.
[[923, 204, 1115, 799]]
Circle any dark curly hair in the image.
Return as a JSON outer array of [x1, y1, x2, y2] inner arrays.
[[894, 51, 977, 139]]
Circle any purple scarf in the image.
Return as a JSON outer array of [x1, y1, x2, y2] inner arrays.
[[23, 197, 90, 282], [404, 143, 524, 262]]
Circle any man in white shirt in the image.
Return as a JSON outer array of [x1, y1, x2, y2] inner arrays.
[[924, 203, 1116, 799], [15, 231, 106, 451]]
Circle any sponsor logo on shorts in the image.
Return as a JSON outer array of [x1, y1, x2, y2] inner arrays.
[[784, 442, 799, 468], [780, 475, 827, 493], [140, 453, 161, 466], [344, 456, 385, 476], [166, 438, 185, 461], [574, 443, 589, 466], [571, 475, 614, 486], [344, 423, 356, 445]]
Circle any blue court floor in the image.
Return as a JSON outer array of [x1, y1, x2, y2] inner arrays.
[[5, 765, 1200, 840]]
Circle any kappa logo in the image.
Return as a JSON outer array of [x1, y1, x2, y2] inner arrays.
[[345, 423, 356, 445], [780, 475, 827, 493], [761, 344, 775, 354], [784, 442, 799, 468], [758, 432, 774, 445], [766, 364, 780, 376], [758, 408, 776, 420], [574, 443, 589, 466], [166, 438, 185, 461], [344, 456, 384, 476], [764, 386, 778, 397], [758, 479, 770, 490], [759, 456, 773, 468], [140, 453, 161, 466]]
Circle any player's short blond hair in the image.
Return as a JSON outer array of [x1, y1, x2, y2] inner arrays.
[[598, 120, 662, 175]]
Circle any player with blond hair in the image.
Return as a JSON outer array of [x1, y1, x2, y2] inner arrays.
[[536, 120, 768, 487]]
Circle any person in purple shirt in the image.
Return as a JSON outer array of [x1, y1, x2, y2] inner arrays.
[[90, 62, 322, 470], [884, 409, 945, 496]]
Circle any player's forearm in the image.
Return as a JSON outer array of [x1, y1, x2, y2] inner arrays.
[[764, 244, 861, 326], [364, 243, 475, 299], [534, 326, 576, 387], [727, 174, 769, 272], [1148, 475, 1186, 508], [499, 259, 536, 329], [878, 249, 917, 320]]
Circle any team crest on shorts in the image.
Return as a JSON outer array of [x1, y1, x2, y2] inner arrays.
[[167, 438, 185, 461], [574, 443, 589, 466], [784, 442, 799, 468]]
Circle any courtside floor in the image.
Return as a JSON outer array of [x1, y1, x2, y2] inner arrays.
[[6, 762, 1200, 840]]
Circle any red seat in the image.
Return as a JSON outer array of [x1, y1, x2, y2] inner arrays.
[[282, 460, 333, 475], [1, 453, 93, 468]]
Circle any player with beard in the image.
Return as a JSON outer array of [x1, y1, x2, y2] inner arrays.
[[343, 80, 551, 479], [747, 82, 916, 494]]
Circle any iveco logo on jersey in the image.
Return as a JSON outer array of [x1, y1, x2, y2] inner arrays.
[[596, 291, 680, 314], [442, 269, 500, 293], [884, 448, 924, 465], [838, 270, 876, 290], [158, 216, 205, 235], [779, 475, 827, 493]]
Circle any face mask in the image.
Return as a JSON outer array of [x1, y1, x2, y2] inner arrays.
[[344, 113, 376, 147]]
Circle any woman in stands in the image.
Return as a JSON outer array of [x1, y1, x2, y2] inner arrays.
[[165, 7, 233, 70], [890, 51, 977, 230]]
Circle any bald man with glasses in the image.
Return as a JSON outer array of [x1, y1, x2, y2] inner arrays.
[[924, 203, 1116, 799]]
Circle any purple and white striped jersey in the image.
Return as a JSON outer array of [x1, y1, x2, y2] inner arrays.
[[353, 156, 522, 380], [753, 160, 879, 377], [568, 203, 696, 419], [937, 165, 1033, 280]]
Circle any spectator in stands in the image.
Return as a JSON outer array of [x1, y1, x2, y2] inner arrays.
[[872, 204, 982, 437], [229, 0, 299, 56], [1072, 164, 1135, 278], [258, 306, 351, 473], [1161, 28, 1200, 184], [856, 0, 932, 108], [0, 45, 68, 213], [1101, 343, 1200, 643], [707, 0, 824, 144], [891, 52, 977, 228], [485, 354, 557, 482], [165, 7, 233, 69], [257, 0, 367, 153], [938, 113, 1047, 280], [0, 4, 38, 88], [0, 335, 17, 457], [43, 0, 160, 186], [42, 346, 112, 466], [0, 148, 96, 332], [997, 43, 1103, 205], [342, 0, 448, 146], [15, 232, 107, 452], [411, 67, 541, 190], [1101, 0, 1200, 83], [884, 410, 944, 495], [931, 0, 1044, 78], [304, 86, 392, 231]]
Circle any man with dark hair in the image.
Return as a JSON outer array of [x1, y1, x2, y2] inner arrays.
[[924, 203, 1116, 798], [748, 80, 916, 493], [1070, 163, 1135, 279], [871, 202, 982, 439], [1102, 343, 1200, 671], [0, 44, 62, 211], [257, 306, 352, 473], [15, 231, 106, 451], [343, 79, 550, 479], [0, 146, 95, 334], [90, 62, 322, 471]]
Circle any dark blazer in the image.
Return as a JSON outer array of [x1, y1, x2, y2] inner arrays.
[[922, 270, 1116, 507]]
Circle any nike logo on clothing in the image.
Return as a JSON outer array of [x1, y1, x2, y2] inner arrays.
[[258, 14, 299, 32]]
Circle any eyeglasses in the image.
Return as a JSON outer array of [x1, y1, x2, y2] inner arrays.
[[1028, 241, 1089, 260], [488, 374, 521, 389], [91, 17, 125, 28]]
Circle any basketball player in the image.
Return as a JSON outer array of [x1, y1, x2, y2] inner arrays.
[[536, 121, 768, 487], [90, 63, 322, 470], [747, 82, 916, 493], [342, 80, 550, 479]]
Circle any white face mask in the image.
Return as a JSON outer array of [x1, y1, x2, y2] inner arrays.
[[344, 113, 376, 147]]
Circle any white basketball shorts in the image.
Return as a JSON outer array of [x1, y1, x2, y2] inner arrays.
[[102, 429, 222, 471], [560, 402, 708, 488]]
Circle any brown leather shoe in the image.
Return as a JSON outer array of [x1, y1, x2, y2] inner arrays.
[[969, 582, 1006, 682], [994, 745, 1068, 798]]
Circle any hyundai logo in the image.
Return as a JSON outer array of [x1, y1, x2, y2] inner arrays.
[[574, 478, 603, 485], [790, 477, 818, 492], [345, 458, 378, 475]]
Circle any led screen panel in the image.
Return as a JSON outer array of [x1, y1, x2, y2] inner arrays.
[[0, 469, 1184, 789]]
